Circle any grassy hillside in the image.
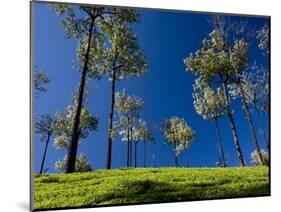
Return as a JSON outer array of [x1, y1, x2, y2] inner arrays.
[[34, 166, 269, 210]]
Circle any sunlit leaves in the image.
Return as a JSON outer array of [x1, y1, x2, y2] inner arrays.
[[161, 117, 195, 156], [34, 69, 50, 96], [55, 153, 93, 172], [251, 149, 269, 166], [256, 24, 269, 55], [193, 77, 226, 120]]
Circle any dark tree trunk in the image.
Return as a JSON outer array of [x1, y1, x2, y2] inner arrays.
[[65, 19, 95, 173], [174, 144, 179, 168], [143, 141, 146, 168], [184, 149, 189, 168], [214, 118, 226, 167], [134, 141, 138, 168], [39, 132, 51, 174], [222, 81, 245, 166], [130, 126, 133, 167], [254, 104, 269, 150], [106, 68, 117, 169], [239, 85, 265, 165], [127, 118, 130, 167]]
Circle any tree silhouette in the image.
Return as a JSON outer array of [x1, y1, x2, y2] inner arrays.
[[35, 114, 55, 174]]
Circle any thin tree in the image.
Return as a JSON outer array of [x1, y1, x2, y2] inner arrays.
[[115, 90, 144, 167], [192, 77, 227, 167], [184, 17, 249, 166], [52, 94, 98, 172], [130, 119, 154, 168], [229, 63, 269, 150], [161, 117, 195, 168], [100, 13, 147, 169], [35, 114, 55, 174], [50, 4, 137, 172]]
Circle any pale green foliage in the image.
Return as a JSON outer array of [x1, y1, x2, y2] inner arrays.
[[251, 149, 269, 166], [256, 24, 269, 55], [99, 15, 147, 81], [50, 4, 143, 80], [55, 153, 92, 172], [184, 29, 248, 82], [35, 114, 54, 142], [114, 90, 144, 142], [131, 119, 154, 143], [228, 62, 269, 112], [161, 117, 195, 156], [193, 77, 226, 120], [115, 89, 144, 119], [34, 69, 49, 95], [53, 98, 98, 150]]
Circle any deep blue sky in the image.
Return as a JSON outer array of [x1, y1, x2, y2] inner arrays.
[[33, 2, 269, 173]]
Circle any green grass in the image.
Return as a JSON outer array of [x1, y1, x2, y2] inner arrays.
[[34, 166, 269, 210]]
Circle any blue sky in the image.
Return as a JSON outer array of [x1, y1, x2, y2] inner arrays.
[[33, 2, 269, 173]]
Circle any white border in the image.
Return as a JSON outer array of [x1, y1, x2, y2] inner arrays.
[[0, 0, 280, 211]]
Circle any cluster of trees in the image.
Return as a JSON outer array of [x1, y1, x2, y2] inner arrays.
[[184, 16, 269, 167], [34, 4, 155, 173], [34, 7, 269, 173]]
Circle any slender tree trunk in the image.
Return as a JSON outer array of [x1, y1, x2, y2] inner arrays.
[[222, 81, 245, 166], [65, 19, 95, 173], [254, 104, 269, 150], [130, 126, 133, 167], [39, 133, 51, 174], [184, 149, 189, 168], [134, 141, 138, 168], [174, 144, 179, 168], [127, 118, 130, 167], [239, 85, 265, 165], [106, 68, 117, 169], [143, 141, 146, 168], [214, 118, 226, 167]]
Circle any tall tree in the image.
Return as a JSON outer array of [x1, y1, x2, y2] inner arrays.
[[184, 17, 251, 166], [161, 117, 195, 168], [35, 114, 55, 174], [100, 15, 147, 169], [115, 90, 144, 167], [130, 119, 154, 168], [50, 4, 138, 172], [229, 63, 269, 150], [52, 94, 98, 172], [192, 77, 227, 167]]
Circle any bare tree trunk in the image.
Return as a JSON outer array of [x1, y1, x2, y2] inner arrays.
[[214, 118, 226, 167], [239, 85, 265, 165], [254, 104, 269, 150], [39, 133, 51, 174], [143, 141, 146, 167], [184, 149, 189, 168], [134, 141, 138, 168], [65, 18, 94, 173], [106, 68, 117, 169], [130, 126, 133, 167], [222, 81, 245, 166], [127, 118, 130, 167], [174, 144, 179, 168]]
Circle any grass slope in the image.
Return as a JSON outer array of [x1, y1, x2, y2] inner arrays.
[[34, 166, 269, 210]]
